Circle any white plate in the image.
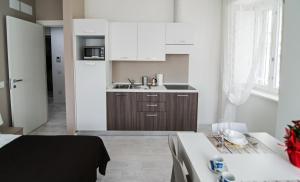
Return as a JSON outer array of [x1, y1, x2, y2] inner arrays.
[[223, 129, 248, 146]]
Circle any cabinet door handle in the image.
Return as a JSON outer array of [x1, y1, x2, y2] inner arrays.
[[115, 94, 127, 96], [120, 56, 128, 59], [84, 30, 96, 33], [147, 104, 158, 107], [147, 94, 158, 97], [84, 62, 96, 66], [145, 57, 157, 60], [146, 114, 158, 117], [177, 94, 189, 97]]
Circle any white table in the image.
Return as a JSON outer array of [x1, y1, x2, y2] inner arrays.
[[177, 132, 300, 182]]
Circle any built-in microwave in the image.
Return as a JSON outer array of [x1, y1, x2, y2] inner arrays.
[[83, 46, 105, 60]]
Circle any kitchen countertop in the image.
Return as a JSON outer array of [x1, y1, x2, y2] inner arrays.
[[106, 84, 199, 93]]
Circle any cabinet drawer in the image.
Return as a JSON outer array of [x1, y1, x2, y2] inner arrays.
[[136, 93, 166, 102], [137, 102, 166, 112], [137, 112, 167, 131]]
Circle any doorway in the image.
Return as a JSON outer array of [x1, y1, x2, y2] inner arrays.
[[31, 26, 67, 135], [45, 27, 65, 104]]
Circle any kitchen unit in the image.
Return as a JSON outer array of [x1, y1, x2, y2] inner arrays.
[[72, 18, 196, 132], [107, 85, 198, 131]]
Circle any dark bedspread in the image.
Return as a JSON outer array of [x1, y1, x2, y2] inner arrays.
[[0, 135, 110, 182]]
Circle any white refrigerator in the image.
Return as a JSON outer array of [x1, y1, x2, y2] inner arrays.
[[75, 61, 107, 131]]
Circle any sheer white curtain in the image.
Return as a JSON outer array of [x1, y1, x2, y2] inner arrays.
[[222, 0, 278, 122]]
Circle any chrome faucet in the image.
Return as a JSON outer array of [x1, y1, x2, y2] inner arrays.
[[128, 78, 135, 88]]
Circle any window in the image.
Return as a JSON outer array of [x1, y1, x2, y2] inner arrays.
[[254, 1, 283, 94]]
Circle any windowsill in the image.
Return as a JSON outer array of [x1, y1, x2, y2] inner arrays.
[[251, 89, 279, 102]]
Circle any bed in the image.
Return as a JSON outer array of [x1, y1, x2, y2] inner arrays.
[[0, 134, 110, 182]]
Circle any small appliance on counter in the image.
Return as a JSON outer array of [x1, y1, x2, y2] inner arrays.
[[151, 77, 157, 86], [142, 76, 148, 86], [83, 46, 105, 60], [156, 74, 164, 86]]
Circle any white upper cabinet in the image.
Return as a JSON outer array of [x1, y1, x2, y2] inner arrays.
[[73, 19, 108, 36], [137, 23, 166, 61], [109, 22, 138, 61], [109, 22, 194, 60], [166, 23, 194, 45]]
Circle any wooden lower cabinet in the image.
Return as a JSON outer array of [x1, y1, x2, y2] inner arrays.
[[107, 92, 198, 131], [107, 92, 137, 130], [166, 93, 198, 131]]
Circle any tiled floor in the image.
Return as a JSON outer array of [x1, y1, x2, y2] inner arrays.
[[30, 99, 67, 135], [97, 136, 172, 182], [30, 100, 173, 182]]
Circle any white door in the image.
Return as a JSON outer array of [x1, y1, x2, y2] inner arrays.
[[6, 16, 48, 134], [110, 22, 138, 61], [137, 23, 166, 61], [51, 27, 65, 103]]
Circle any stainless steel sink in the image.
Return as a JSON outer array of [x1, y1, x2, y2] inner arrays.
[[113, 84, 150, 90], [113, 84, 131, 89]]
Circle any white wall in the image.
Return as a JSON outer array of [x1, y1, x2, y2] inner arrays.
[[175, 0, 222, 126], [276, 0, 300, 139], [237, 95, 278, 136], [85, 0, 174, 22], [51, 27, 65, 103]]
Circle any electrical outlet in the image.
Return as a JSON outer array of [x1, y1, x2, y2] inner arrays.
[[0, 81, 5, 89]]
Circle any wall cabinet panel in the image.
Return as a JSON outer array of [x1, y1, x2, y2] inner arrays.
[[137, 23, 166, 61], [166, 23, 194, 45], [109, 22, 138, 60]]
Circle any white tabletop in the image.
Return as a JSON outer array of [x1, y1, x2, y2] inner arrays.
[[177, 132, 300, 182]]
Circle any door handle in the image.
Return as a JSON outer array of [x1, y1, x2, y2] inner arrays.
[[13, 79, 23, 83], [146, 114, 158, 117], [84, 62, 96, 66], [10, 79, 23, 89], [177, 94, 189, 97], [147, 104, 158, 107], [147, 94, 158, 97], [115, 93, 127, 96]]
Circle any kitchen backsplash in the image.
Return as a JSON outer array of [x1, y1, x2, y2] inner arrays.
[[112, 55, 189, 83]]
